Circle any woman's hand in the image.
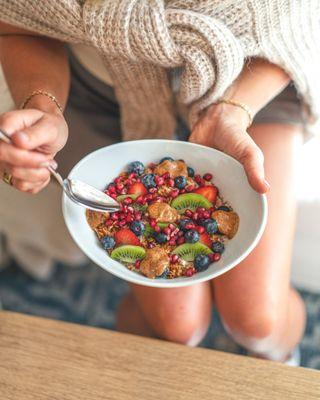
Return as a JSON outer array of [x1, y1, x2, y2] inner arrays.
[[0, 108, 68, 193], [189, 103, 269, 194]]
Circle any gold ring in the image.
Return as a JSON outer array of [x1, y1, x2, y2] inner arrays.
[[3, 171, 13, 185]]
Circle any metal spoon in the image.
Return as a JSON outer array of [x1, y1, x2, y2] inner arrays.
[[0, 128, 120, 213]]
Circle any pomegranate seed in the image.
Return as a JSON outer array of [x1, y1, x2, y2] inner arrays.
[[128, 173, 136, 179], [127, 206, 134, 213], [123, 197, 133, 205], [203, 211, 211, 219], [162, 172, 170, 179], [148, 162, 156, 168], [180, 189, 186, 194], [150, 219, 157, 228], [185, 268, 194, 277], [197, 207, 206, 214], [168, 224, 175, 230], [177, 237, 185, 245], [193, 212, 199, 220], [136, 195, 144, 204], [185, 222, 196, 230], [119, 213, 126, 220], [145, 194, 153, 202], [169, 238, 176, 246], [155, 176, 164, 186], [110, 193, 117, 199], [114, 177, 123, 184], [116, 183, 124, 191], [154, 226, 161, 233], [186, 185, 194, 192], [196, 226, 205, 234], [108, 186, 116, 193], [203, 173, 213, 181], [170, 254, 179, 263], [208, 253, 215, 262], [119, 220, 127, 226], [194, 174, 202, 183], [185, 209, 193, 217], [135, 260, 141, 269], [119, 189, 127, 195], [170, 189, 179, 198], [163, 227, 171, 235], [111, 213, 119, 220], [213, 253, 221, 262], [126, 215, 134, 223], [149, 187, 157, 193], [154, 196, 165, 202], [167, 179, 175, 187], [105, 219, 113, 226], [178, 231, 184, 237]]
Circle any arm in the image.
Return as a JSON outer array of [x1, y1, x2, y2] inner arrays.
[[190, 58, 290, 193], [0, 21, 70, 193]]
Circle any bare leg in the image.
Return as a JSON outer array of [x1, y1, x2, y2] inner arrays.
[[116, 282, 212, 346], [212, 124, 306, 361]]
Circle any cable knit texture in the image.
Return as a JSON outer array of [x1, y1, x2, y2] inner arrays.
[[0, 0, 319, 140]]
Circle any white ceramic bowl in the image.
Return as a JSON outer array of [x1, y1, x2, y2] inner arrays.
[[63, 140, 267, 288]]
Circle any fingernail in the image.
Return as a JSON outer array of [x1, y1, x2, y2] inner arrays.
[[264, 179, 270, 190], [15, 132, 29, 142], [40, 160, 58, 170]]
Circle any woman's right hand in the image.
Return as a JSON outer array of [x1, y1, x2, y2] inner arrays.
[[0, 108, 68, 193]]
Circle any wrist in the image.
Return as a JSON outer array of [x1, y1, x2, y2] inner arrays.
[[21, 91, 64, 116], [206, 102, 250, 131]]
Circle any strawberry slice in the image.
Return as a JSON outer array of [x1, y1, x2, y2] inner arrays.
[[193, 186, 218, 204], [114, 228, 140, 246], [199, 232, 212, 248], [128, 182, 148, 196]]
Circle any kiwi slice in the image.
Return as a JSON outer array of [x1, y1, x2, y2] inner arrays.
[[111, 245, 146, 263], [171, 193, 212, 213], [116, 194, 138, 202], [172, 243, 212, 261]]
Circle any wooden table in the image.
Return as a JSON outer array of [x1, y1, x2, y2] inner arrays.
[[0, 311, 319, 400]]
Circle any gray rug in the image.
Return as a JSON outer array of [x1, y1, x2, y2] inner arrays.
[[1, 259, 319, 369]]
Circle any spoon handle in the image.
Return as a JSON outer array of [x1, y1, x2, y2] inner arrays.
[[0, 128, 62, 185]]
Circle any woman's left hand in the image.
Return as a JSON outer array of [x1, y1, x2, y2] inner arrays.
[[189, 103, 269, 194]]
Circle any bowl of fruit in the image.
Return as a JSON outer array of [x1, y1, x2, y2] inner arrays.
[[63, 139, 267, 288]]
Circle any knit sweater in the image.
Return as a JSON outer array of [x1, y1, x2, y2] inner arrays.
[[0, 1, 319, 140]]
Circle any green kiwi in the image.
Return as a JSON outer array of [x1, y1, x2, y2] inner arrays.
[[172, 243, 212, 261], [116, 194, 138, 202], [111, 245, 146, 263], [171, 193, 212, 213]]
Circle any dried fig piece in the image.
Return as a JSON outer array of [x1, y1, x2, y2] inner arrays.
[[140, 247, 170, 279], [154, 160, 188, 178], [148, 202, 179, 223], [211, 210, 239, 239]]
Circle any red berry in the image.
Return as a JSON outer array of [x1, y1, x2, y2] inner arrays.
[[115, 228, 140, 246], [150, 219, 157, 228], [108, 185, 116, 193], [128, 182, 148, 196], [193, 212, 199, 220], [123, 197, 133, 205], [127, 206, 134, 213], [178, 231, 184, 237], [213, 253, 221, 262], [154, 226, 161, 233], [135, 260, 141, 269], [193, 186, 218, 204], [162, 172, 170, 179], [114, 176, 123, 184], [200, 233, 212, 248], [145, 194, 153, 202], [168, 224, 175, 230], [155, 176, 164, 186], [149, 187, 157, 194], [128, 173, 136, 179], [116, 183, 124, 191], [119, 220, 127, 226], [111, 213, 120, 221], [179, 189, 186, 194], [119, 189, 127, 195], [185, 268, 194, 277], [170, 254, 179, 263], [136, 195, 144, 204], [186, 185, 195, 192], [126, 215, 134, 223], [167, 179, 175, 187], [163, 227, 171, 235], [196, 226, 205, 234], [197, 207, 206, 214], [203, 173, 213, 181], [110, 193, 117, 199], [185, 222, 196, 230], [194, 174, 202, 183], [185, 209, 193, 217], [177, 237, 185, 245], [105, 219, 113, 226], [203, 211, 211, 219], [135, 213, 142, 221], [169, 238, 176, 246], [170, 189, 179, 198]]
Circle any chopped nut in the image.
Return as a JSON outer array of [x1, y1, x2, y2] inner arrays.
[[211, 210, 239, 238], [148, 202, 179, 223], [140, 247, 170, 278], [154, 160, 188, 178], [86, 209, 109, 229]]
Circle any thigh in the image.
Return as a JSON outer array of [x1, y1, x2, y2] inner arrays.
[[212, 123, 303, 329]]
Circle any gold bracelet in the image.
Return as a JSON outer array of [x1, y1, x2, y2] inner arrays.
[[214, 99, 253, 128], [21, 90, 63, 113]]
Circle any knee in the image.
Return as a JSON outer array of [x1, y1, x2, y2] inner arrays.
[[154, 315, 210, 346], [220, 305, 278, 351]]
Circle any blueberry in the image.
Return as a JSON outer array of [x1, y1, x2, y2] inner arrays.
[[203, 218, 218, 234], [130, 221, 146, 236], [128, 161, 145, 176], [160, 157, 174, 163], [142, 173, 156, 189], [194, 254, 211, 272], [157, 268, 170, 279], [184, 229, 200, 243], [179, 218, 193, 232], [217, 205, 231, 212], [212, 241, 225, 253], [155, 232, 168, 244], [187, 166, 195, 177], [101, 235, 115, 250], [174, 176, 187, 189]]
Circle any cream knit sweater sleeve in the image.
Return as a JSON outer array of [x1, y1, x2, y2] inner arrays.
[[0, 1, 319, 140]]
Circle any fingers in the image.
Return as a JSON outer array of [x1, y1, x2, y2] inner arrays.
[[11, 176, 51, 194], [238, 139, 269, 194], [1, 162, 50, 183], [0, 140, 51, 168], [0, 109, 44, 135]]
